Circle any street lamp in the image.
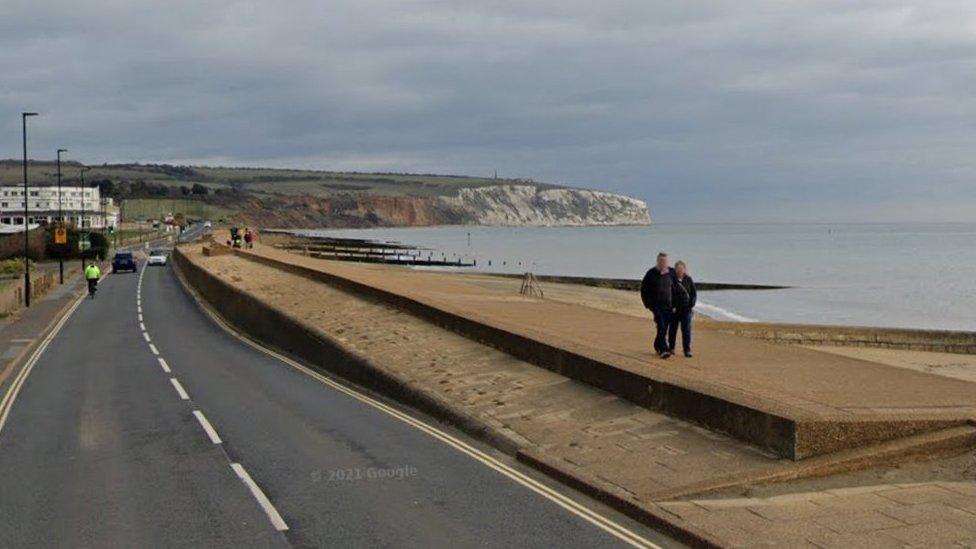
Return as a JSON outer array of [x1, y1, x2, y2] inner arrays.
[[115, 200, 123, 249], [56, 148, 68, 284], [80, 166, 91, 273], [22, 112, 38, 308]]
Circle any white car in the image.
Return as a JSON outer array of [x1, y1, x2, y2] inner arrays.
[[147, 249, 168, 266]]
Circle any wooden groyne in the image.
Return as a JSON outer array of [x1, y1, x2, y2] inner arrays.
[[272, 235, 475, 268], [469, 273, 789, 292]]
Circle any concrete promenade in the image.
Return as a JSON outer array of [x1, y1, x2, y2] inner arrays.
[[187, 240, 976, 547], [237, 242, 976, 459]]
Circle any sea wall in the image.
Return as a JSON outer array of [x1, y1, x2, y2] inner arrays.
[[179, 243, 801, 457], [172, 245, 524, 454]]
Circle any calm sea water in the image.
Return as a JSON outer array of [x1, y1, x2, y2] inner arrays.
[[300, 224, 976, 331]]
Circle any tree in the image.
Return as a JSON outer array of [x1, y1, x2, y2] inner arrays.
[[180, 185, 191, 196], [191, 183, 209, 196], [97, 179, 115, 197], [88, 232, 109, 260]]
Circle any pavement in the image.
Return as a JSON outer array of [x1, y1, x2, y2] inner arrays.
[[0, 268, 86, 396], [660, 481, 976, 548], [0, 243, 673, 547]]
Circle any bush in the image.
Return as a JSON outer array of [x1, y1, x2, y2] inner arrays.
[[89, 232, 109, 260], [0, 258, 27, 274]]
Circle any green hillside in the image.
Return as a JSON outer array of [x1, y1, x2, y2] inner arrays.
[[0, 161, 552, 199], [0, 161, 579, 227]]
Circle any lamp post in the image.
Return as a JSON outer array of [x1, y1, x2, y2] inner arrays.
[[22, 112, 38, 307], [115, 200, 122, 249], [80, 166, 91, 273], [56, 148, 67, 284]]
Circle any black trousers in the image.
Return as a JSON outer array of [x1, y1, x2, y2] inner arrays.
[[651, 306, 672, 354], [668, 309, 693, 353], [87, 279, 98, 293]]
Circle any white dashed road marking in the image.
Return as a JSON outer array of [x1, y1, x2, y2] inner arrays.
[[169, 378, 189, 400], [231, 463, 289, 532], [193, 410, 223, 444]]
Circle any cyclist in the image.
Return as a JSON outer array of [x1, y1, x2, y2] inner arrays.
[[84, 262, 101, 298]]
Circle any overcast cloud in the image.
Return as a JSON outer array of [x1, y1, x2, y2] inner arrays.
[[2, 1, 975, 222]]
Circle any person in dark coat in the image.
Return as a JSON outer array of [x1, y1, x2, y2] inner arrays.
[[668, 260, 697, 357], [640, 252, 675, 358]]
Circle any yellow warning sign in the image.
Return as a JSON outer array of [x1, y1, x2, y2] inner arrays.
[[54, 227, 68, 245]]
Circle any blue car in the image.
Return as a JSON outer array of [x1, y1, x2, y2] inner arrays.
[[112, 252, 137, 273]]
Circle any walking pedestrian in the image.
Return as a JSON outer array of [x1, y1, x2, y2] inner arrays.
[[668, 260, 697, 358], [640, 252, 675, 358]]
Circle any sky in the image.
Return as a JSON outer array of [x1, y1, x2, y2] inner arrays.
[[2, 1, 976, 222]]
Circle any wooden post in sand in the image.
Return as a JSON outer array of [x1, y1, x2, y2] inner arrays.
[[520, 273, 544, 298]]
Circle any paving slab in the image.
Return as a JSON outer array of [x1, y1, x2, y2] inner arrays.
[[669, 482, 976, 547]]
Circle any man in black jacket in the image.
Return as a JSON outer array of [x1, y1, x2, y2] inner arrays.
[[640, 252, 674, 358]]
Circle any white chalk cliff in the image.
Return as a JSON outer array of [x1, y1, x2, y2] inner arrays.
[[437, 185, 651, 226]]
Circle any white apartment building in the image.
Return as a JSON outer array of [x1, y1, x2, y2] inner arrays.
[[0, 186, 119, 229]]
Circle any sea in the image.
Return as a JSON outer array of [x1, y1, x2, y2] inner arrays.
[[299, 223, 976, 332]]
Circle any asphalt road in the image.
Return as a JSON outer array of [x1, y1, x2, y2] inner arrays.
[[0, 245, 673, 548]]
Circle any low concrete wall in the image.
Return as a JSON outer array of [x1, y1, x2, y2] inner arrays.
[[227, 247, 809, 458], [187, 245, 966, 461], [172, 247, 523, 455], [174, 245, 736, 547], [706, 321, 976, 355], [0, 271, 58, 317]]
